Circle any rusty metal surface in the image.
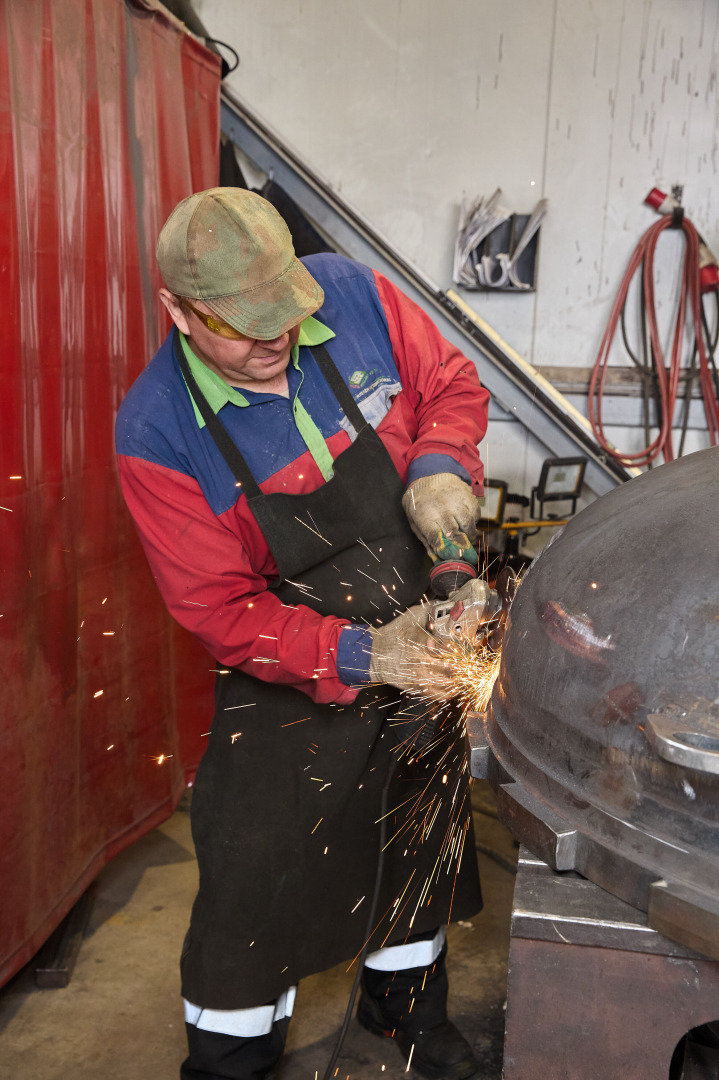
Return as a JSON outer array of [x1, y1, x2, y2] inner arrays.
[[504, 856, 719, 1080], [511, 848, 707, 958], [473, 447, 719, 958]]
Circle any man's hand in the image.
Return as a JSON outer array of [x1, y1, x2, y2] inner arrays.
[[401, 473, 481, 565], [369, 604, 455, 696]]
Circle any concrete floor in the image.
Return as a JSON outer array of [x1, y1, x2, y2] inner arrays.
[[0, 783, 517, 1080]]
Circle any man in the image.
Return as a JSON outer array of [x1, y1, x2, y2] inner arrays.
[[116, 188, 491, 1080]]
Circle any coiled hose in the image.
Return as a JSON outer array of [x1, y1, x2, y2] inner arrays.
[[588, 208, 719, 467]]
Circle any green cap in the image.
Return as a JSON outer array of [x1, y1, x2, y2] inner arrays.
[[156, 188, 324, 340]]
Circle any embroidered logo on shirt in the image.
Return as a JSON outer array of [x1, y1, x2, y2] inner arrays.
[[339, 377, 402, 440], [349, 370, 368, 388]]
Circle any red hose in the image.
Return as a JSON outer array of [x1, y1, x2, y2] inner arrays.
[[588, 213, 719, 468]]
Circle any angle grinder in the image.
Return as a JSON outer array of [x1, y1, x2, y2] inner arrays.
[[428, 557, 478, 599], [428, 560, 516, 650], [404, 556, 502, 754]]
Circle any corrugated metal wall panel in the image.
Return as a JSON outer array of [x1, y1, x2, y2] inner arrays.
[[0, 0, 220, 988]]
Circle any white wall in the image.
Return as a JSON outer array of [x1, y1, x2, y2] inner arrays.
[[196, 0, 718, 542]]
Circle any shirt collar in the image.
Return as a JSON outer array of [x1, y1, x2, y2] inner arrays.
[[179, 315, 336, 429]]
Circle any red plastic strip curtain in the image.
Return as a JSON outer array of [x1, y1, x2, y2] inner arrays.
[[0, 0, 220, 988]]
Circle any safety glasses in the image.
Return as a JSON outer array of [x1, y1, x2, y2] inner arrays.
[[180, 298, 250, 340]]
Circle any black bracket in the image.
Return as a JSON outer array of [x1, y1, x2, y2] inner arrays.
[[34, 890, 94, 989]]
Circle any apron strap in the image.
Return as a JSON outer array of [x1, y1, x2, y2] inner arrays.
[[310, 342, 368, 435], [173, 329, 372, 494], [173, 327, 262, 497]]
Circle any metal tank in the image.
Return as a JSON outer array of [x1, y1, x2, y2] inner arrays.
[[471, 446, 719, 959]]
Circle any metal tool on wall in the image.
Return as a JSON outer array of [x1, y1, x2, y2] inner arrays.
[[454, 189, 547, 292]]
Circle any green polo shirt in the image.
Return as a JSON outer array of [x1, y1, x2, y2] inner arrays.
[[179, 315, 337, 481]]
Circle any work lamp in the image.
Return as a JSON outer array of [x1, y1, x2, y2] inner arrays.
[[531, 457, 586, 519], [479, 479, 508, 527]]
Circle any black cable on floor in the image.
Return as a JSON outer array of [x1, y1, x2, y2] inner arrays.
[[475, 842, 518, 876], [322, 709, 446, 1080], [322, 696, 470, 1079], [322, 757, 397, 1080]]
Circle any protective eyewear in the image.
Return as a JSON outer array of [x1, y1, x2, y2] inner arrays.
[[181, 298, 250, 340]]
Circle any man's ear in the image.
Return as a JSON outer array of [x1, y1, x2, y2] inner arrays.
[[159, 289, 191, 335]]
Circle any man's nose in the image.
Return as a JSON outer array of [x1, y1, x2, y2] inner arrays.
[[263, 332, 290, 349]]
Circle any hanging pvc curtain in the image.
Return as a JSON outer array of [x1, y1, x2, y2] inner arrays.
[[0, 0, 220, 988]]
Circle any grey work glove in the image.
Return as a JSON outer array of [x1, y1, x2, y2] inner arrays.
[[369, 604, 454, 697], [401, 473, 481, 564]]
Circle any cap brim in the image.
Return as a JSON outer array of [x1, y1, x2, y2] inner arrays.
[[204, 258, 324, 340]]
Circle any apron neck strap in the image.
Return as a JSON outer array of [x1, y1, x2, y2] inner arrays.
[[173, 327, 261, 497], [309, 342, 367, 434]]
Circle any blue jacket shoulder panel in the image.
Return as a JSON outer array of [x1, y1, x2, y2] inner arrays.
[[116, 254, 403, 517]]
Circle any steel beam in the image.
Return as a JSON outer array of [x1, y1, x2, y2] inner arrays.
[[220, 91, 633, 497]]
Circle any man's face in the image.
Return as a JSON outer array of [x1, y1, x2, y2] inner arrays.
[[159, 291, 301, 389]]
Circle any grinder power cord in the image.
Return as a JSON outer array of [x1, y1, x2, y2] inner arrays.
[[325, 571, 501, 1080]]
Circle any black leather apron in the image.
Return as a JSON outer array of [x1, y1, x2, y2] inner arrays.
[[175, 332, 481, 1010]]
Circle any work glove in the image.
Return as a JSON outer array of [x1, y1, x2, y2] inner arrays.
[[369, 604, 455, 697], [402, 473, 481, 565]]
